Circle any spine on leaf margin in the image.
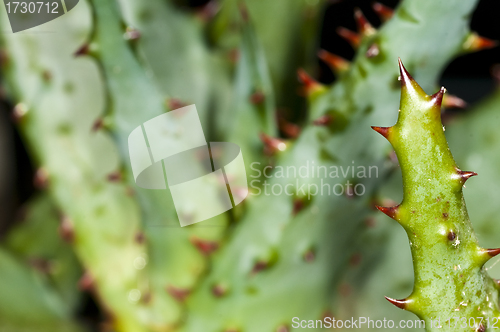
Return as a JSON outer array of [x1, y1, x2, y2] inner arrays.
[[373, 59, 500, 331]]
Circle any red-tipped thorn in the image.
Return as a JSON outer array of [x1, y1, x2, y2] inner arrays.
[[385, 296, 408, 310], [485, 248, 500, 258], [74, 44, 90, 57], [107, 171, 122, 182], [458, 170, 477, 182], [34, 168, 49, 189], [124, 27, 141, 41], [371, 126, 391, 139], [250, 91, 265, 105], [354, 8, 375, 35], [443, 95, 467, 109], [297, 68, 323, 96], [337, 27, 361, 48], [398, 58, 415, 87], [212, 284, 227, 297], [167, 286, 190, 302], [59, 215, 75, 243], [318, 50, 350, 73], [78, 272, 95, 292], [238, 2, 249, 22], [464, 33, 498, 52], [195, 0, 220, 22], [366, 43, 380, 58], [313, 115, 332, 126], [431, 87, 446, 107], [260, 133, 287, 155], [276, 325, 290, 332], [278, 117, 301, 138], [252, 261, 268, 274], [372, 2, 394, 22], [92, 118, 104, 131], [190, 237, 219, 256], [375, 205, 399, 220]]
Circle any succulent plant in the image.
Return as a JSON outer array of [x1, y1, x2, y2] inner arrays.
[[0, 194, 84, 332], [0, 0, 498, 331], [373, 59, 500, 331]]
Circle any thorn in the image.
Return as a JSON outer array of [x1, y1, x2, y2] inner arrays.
[[0, 49, 9, 68], [303, 249, 315, 263], [238, 2, 249, 22], [59, 215, 75, 243], [336, 27, 361, 48], [339, 283, 351, 297], [34, 168, 49, 189], [11, 103, 28, 123], [135, 232, 145, 244], [227, 48, 240, 64], [125, 186, 135, 197], [42, 70, 52, 83], [252, 261, 268, 274], [92, 118, 104, 131], [463, 32, 498, 52], [278, 117, 301, 139], [78, 272, 95, 292], [260, 133, 286, 155], [443, 94, 467, 109], [371, 126, 391, 139], [276, 325, 290, 332], [124, 27, 141, 41], [293, 198, 305, 215], [375, 205, 399, 220], [312, 115, 332, 126], [250, 91, 265, 105], [167, 286, 190, 302], [29, 258, 53, 274], [318, 50, 350, 73], [366, 43, 380, 58], [141, 292, 152, 304], [349, 252, 362, 266], [212, 284, 227, 297], [74, 43, 90, 57], [385, 296, 408, 310], [457, 169, 477, 182], [485, 248, 500, 258], [297, 68, 324, 96], [431, 86, 446, 107], [107, 171, 122, 182], [195, 0, 220, 22], [166, 98, 188, 111], [190, 237, 219, 255], [354, 8, 375, 35], [398, 58, 415, 88], [372, 2, 394, 22]]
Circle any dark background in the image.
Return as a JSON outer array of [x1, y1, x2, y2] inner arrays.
[[318, 0, 500, 103]]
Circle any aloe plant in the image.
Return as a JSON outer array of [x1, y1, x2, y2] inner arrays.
[[373, 60, 500, 331], [0, 0, 498, 331]]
